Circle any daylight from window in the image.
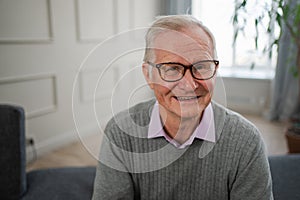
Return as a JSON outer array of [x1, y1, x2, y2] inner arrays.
[[192, 0, 277, 74]]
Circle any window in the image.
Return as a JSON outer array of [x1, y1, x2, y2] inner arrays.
[[192, 0, 277, 72]]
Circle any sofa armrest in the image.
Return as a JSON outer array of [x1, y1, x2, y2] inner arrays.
[[0, 104, 27, 199]]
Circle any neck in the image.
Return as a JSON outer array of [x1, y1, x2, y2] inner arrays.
[[159, 107, 203, 144]]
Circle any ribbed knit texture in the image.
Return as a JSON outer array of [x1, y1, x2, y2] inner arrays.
[[92, 99, 273, 200]]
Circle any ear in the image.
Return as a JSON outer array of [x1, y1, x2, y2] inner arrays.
[[142, 63, 154, 90]]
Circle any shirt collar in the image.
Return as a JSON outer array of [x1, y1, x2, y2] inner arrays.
[[148, 101, 215, 149]]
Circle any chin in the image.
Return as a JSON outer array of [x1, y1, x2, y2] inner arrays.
[[172, 105, 203, 119], [179, 111, 202, 120]]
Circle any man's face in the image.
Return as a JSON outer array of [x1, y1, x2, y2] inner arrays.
[[143, 26, 217, 120]]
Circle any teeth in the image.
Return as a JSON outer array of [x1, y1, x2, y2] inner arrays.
[[176, 96, 198, 101]]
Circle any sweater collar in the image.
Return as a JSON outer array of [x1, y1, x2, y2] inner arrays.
[[148, 101, 215, 149]]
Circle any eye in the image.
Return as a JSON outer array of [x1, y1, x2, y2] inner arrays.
[[166, 65, 181, 71], [161, 64, 183, 75], [193, 62, 213, 71]]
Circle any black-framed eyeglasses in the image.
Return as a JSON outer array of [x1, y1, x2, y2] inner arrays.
[[146, 60, 219, 82]]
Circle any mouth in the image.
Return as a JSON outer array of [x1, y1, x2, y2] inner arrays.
[[174, 96, 201, 102]]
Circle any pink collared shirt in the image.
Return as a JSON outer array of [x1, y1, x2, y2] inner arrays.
[[148, 101, 216, 149]]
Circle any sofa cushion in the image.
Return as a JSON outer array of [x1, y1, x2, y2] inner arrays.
[[21, 167, 96, 200], [269, 155, 300, 200]]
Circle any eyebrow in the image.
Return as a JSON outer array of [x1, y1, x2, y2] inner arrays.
[[157, 60, 217, 66]]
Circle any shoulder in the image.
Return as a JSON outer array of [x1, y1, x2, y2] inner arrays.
[[105, 98, 155, 135], [211, 101, 263, 148], [211, 102, 269, 173], [102, 99, 156, 152]]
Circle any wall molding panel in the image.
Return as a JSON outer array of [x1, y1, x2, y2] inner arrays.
[[79, 67, 119, 103], [0, 73, 58, 119], [0, 0, 53, 43], [75, 0, 117, 42]]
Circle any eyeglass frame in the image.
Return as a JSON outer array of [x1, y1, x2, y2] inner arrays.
[[146, 60, 219, 82]]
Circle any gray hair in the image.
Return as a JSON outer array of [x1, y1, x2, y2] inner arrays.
[[143, 15, 217, 62]]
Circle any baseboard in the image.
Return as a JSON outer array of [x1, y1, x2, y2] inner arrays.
[[26, 117, 110, 163]]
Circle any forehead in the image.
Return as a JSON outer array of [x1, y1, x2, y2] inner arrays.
[[152, 26, 214, 63]]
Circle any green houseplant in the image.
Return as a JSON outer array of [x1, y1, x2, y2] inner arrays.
[[232, 0, 300, 153]]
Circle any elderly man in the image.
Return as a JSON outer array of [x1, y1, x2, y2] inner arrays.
[[92, 15, 273, 200]]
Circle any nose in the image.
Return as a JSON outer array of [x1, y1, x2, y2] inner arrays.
[[178, 69, 199, 90]]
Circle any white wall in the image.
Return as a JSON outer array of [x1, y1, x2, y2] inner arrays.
[[0, 0, 272, 159], [0, 0, 160, 157]]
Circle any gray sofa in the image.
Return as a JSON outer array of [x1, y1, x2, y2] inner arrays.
[[1, 104, 300, 200], [0, 105, 95, 200]]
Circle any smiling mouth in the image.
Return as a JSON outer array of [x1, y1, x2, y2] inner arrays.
[[174, 96, 200, 101]]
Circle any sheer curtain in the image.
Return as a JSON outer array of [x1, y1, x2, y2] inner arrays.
[[269, 24, 299, 121]]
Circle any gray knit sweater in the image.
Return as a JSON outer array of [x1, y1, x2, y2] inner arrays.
[[92, 99, 273, 200]]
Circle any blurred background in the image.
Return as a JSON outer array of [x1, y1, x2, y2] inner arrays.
[[0, 0, 298, 170]]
